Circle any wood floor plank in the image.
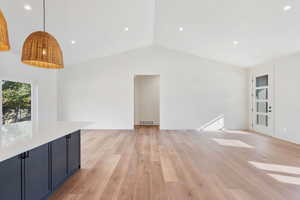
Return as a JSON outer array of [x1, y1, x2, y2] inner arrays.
[[99, 134, 135, 200], [77, 154, 121, 200], [160, 146, 179, 183]]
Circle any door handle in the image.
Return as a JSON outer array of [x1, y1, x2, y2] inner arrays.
[[19, 152, 29, 159], [19, 153, 26, 160]]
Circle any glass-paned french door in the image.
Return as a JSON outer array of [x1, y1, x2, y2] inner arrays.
[[251, 68, 274, 136]]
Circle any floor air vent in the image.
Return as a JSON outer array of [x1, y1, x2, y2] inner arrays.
[[140, 121, 154, 125]]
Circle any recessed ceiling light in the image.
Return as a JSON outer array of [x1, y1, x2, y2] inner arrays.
[[124, 27, 129, 32], [179, 27, 184, 31], [233, 41, 239, 45], [71, 40, 76, 44], [24, 4, 32, 11], [283, 5, 292, 11]]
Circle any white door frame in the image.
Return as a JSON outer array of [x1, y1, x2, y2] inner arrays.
[[133, 74, 160, 127], [250, 66, 275, 136]]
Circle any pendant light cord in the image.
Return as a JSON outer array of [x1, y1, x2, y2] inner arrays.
[[43, 0, 46, 32]]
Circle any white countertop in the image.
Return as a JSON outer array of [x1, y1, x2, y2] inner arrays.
[[0, 121, 91, 162]]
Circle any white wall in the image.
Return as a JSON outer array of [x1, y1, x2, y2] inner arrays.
[[250, 52, 300, 144], [0, 52, 57, 122], [134, 75, 160, 125], [58, 46, 248, 130]]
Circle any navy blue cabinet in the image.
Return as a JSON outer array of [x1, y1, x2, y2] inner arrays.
[[0, 156, 22, 200], [24, 144, 51, 200], [51, 131, 81, 190], [67, 131, 81, 174], [0, 130, 81, 200], [0, 143, 50, 200], [51, 136, 68, 190]]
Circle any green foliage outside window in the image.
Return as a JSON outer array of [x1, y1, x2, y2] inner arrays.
[[2, 80, 32, 124]]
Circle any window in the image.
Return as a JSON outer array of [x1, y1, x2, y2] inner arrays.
[[1, 80, 32, 125], [256, 75, 268, 87]]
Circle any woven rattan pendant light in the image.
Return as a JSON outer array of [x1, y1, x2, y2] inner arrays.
[[0, 9, 10, 51], [21, 0, 64, 69]]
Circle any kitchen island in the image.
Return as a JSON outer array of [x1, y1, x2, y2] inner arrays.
[[0, 121, 91, 200]]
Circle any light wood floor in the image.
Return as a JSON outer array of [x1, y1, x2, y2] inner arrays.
[[49, 127, 300, 200]]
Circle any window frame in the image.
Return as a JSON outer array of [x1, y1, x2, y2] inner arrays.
[[0, 78, 38, 125]]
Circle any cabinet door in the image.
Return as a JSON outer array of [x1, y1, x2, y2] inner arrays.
[[24, 144, 50, 200], [68, 131, 81, 174], [0, 156, 22, 200], [51, 136, 68, 189]]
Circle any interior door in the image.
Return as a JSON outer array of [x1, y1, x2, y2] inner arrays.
[[251, 68, 274, 136]]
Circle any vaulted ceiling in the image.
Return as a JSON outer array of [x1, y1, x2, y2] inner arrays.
[[1, 0, 300, 67]]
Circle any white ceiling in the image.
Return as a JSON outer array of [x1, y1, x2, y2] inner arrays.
[[1, 0, 300, 67], [155, 0, 300, 67], [1, 0, 155, 65]]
